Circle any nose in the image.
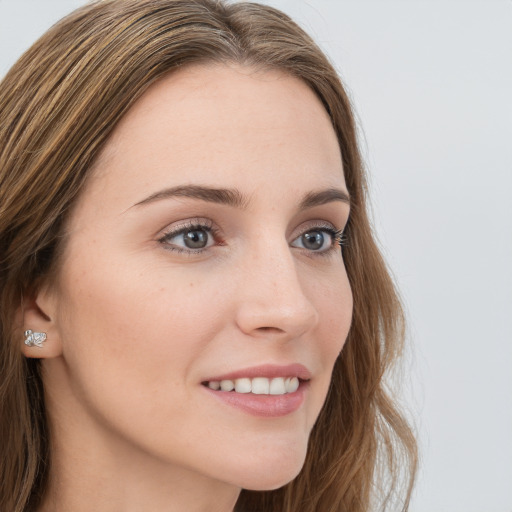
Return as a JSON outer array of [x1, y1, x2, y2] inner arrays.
[[234, 240, 319, 341]]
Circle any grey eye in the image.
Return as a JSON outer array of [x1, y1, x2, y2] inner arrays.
[[302, 231, 325, 250], [161, 226, 214, 251], [291, 229, 333, 252], [182, 229, 209, 249]]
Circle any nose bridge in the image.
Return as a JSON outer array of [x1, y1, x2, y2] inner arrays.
[[234, 235, 319, 338]]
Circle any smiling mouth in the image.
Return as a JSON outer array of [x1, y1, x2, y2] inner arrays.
[[202, 376, 304, 395]]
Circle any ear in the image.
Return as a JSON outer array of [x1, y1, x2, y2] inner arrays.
[[18, 285, 63, 359]]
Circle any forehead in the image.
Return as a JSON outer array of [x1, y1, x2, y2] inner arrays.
[[80, 63, 345, 215]]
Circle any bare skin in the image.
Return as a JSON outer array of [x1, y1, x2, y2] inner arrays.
[[23, 64, 352, 512]]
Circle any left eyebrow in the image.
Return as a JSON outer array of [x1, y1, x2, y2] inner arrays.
[[130, 184, 350, 210], [299, 188, 351, 210]]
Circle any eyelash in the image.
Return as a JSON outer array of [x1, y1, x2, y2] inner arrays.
[[158, 220, 221, 255], [157, 220, 347, 256], [292, 223, 346, 257]]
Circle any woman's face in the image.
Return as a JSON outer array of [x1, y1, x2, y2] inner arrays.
[[43, 64, 352, 490]]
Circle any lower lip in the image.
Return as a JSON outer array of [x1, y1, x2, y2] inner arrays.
[[202, 381, 308, 417]]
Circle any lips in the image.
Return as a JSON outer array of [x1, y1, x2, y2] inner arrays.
[[201, 364, 311, 417]]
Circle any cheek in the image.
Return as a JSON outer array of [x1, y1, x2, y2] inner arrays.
[[302, 265, 353, 419], [314, 266, 353, 356], [54, 253, 224, 417]]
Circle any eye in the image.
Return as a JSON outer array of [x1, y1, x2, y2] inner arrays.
[[290, 227, 343, 253], [159, 222, 216, 252]]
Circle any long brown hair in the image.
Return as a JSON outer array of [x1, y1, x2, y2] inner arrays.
[[0, 1, 417, 510]]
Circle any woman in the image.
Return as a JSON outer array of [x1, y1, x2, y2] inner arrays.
[[0, 1, 417, 511]]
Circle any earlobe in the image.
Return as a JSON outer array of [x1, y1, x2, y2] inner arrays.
[[19, 287, 63, 359], [24, 329, 47, 348]]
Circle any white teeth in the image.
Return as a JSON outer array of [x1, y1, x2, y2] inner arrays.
[[234, 378, 251, 393], [207, 376, 301, 395], [220, 380, 234, 391], [285, 377, 300, 393], [269, 377, 286, 395], [251, 377, 270, 395]]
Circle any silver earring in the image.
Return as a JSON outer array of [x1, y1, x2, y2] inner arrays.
[[24, 329, 47, 348]]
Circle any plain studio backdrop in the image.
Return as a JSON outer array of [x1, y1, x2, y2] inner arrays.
[[1, 1, 511, 511]]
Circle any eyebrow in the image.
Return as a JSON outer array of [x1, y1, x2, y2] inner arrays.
[[133, 185, 248, 209], [132, 184, 350, 210], [299, 188, 351, 209]]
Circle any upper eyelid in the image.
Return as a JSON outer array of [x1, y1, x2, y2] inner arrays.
[[158, 218, 342, 238], [291, 219, 343, 237], [158, 218, 214, 237]]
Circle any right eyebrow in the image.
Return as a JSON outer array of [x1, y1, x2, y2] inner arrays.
[[130, 184, 249, 210]]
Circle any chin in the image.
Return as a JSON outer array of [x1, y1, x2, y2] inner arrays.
[[228, 444, 308, 491]]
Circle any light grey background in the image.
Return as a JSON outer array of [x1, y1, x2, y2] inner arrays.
[[1, 1, 511, 511]]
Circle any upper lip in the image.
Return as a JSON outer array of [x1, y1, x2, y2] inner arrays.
[[202, 363, 312, 383]]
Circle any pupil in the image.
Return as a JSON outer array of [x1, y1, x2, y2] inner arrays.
[[303, 231, 324, 250], [184, 229, 208, 249]]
